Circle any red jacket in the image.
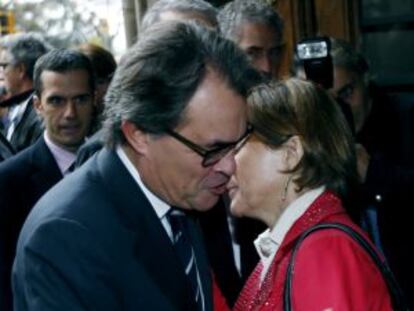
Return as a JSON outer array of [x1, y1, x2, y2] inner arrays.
[[230, 191, 393, 311]]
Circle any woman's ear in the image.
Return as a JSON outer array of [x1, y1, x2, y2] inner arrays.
[[283, 135, 304, 170], [120, 121, 148, 155]]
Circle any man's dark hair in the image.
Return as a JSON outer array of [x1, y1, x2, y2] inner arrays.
[[218, 0, 284, 42], [33, 49, 95, 97], [0, 32, 52, 81], [330, 38, 370, 79], [102, 21, 261, 147]]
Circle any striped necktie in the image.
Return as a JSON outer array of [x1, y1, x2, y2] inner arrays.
[[168, 209, 205, 311]]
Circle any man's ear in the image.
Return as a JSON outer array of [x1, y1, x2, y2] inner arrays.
[[16, 63, 27, 80], [283, 135, 304, 170], [121, 121, 148, 155], [32, 95, 43, 114]]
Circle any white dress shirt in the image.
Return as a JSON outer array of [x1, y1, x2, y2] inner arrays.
[[43, 132, 76, 175], [117, 146, 206, 310], [116, 146, 173, 240]]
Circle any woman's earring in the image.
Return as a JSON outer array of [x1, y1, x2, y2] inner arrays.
[[281, 175, 293, 202]]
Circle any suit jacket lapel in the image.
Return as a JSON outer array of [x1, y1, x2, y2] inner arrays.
[[29, 137, 63, 200], [96, 148, 198, 310], [0, 132, 14, 160], [11, 97, 43, 151]]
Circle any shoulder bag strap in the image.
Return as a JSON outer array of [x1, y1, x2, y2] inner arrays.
[[283, 222, 409, 311]]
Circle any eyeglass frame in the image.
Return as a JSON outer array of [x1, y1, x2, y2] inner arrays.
[[166, 124, 253, 167]]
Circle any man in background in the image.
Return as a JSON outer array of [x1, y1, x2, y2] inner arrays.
[[206, 1, 285, 304], [0, 49, 95, 311], [141, 0, 218, 30], [0, 33, 51, 151], [218, 0, 284, 79], [330, 38, 414, 308]]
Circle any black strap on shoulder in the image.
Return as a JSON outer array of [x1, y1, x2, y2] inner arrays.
[[283, 222, 409, 311]]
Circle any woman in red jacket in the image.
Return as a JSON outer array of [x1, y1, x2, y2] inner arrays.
[[225, 78, 395, 311]]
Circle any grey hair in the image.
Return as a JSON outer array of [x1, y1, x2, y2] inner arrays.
[[0, 32, 52, 80], [141, 0, 218, 31], [218, 0, 284, 42], [102, 21, 261, 148]]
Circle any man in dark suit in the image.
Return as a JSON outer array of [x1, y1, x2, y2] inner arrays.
[[74, 2, 265, 307], [12, 22, 260, 311], [330, 38, 414, 308], [0, 49, 95, 311], [0, 33, 51, 152]]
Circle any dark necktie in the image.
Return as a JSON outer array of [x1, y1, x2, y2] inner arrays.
[[167, 209, 204, 311], [64, 162, 76, 176]]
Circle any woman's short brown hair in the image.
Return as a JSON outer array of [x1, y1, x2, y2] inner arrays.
[[247, 78, 357, 198]]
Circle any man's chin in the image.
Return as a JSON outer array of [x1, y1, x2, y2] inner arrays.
[[56, 138, 85, 152], [190, 193, 221, 212]]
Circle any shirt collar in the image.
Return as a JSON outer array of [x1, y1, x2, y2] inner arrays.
[[116, 146, 170, 220], [43, 131, 76, 175], [254, 186, 325, 262]]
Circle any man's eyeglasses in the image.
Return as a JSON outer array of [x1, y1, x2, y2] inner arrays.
[[166, 125, 253, 167]]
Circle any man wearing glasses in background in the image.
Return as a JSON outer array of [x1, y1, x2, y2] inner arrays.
[[0, 33, 51, 152], [218, 0, 284, 80], [13, 22, 260, 310]]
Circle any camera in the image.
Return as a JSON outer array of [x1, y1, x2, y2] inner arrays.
[[295, 36, 355, 135], [296, 36, 333, 89]]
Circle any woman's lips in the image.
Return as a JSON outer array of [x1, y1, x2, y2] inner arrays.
[[210, 183, 228, 195]]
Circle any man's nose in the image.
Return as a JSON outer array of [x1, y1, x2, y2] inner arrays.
[[257, 55, 272, 76], [63, 102, 77, 118], [213, 150, 236, 176]]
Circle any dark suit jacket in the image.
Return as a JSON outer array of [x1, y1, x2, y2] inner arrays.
[[75, 132, 262, 307], [357, 87, 414, 308], [8, 96, 43, 152], [75, 133, 262, 307], [74, 128, 104, 168], [200, 203, 263, 307], [0, 136, 62, 311], [13, 148, 213, 311], [0, 132, 14, 162]]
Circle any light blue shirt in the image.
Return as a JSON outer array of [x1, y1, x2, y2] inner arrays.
[[43, 131, 76, 175]]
